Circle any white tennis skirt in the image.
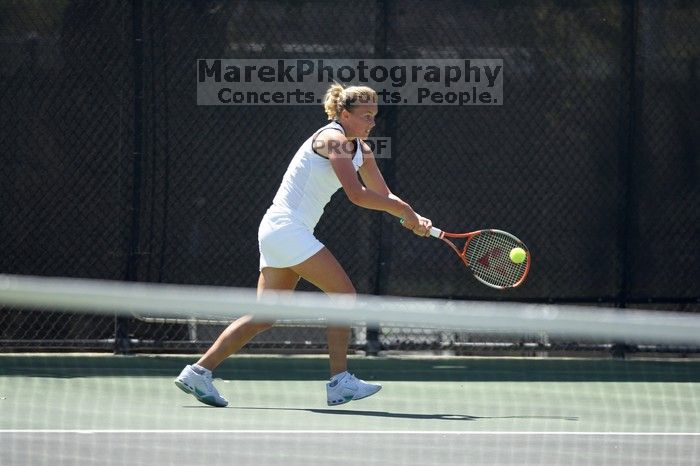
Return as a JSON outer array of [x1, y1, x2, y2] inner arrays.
[[258, 210, 325, 270]]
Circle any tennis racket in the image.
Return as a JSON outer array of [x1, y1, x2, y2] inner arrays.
[[403, 221, 531, 289]]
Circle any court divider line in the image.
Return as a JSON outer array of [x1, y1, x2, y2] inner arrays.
[[2, 430, 699, 435]]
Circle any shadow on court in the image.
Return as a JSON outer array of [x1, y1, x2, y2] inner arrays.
[[226, 406, 579, 422], [2, 354, 698, 382]]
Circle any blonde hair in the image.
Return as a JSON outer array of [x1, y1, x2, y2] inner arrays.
[[323, 83, 377, 120]]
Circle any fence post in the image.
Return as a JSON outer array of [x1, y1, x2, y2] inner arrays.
[[612, 0, 641, 360], [364, 0, 394, 356], [116, 0, 145, 355]]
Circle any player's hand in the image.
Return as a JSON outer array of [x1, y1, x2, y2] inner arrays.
[[400, 211, 432, 237], [412, 215, 432, 237], [399, 209, 421, 232]]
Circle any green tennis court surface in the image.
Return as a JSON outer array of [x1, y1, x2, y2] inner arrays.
[[2, 354, 699, 465]]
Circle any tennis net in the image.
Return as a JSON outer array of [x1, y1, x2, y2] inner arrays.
[[1, 274, 699, 466], [2, 273, 700, 344]]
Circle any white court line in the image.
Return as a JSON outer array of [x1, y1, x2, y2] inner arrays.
[[1, 430, 699, 436]]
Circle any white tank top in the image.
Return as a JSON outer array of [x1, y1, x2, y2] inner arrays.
[[268, 121, 364, 230]]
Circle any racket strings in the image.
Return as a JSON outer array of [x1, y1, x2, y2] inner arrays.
[[465, 232, 528, 288]]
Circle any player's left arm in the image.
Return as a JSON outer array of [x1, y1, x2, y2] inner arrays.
[[357, 141, 392, 197], [358, 141, 432, 233]]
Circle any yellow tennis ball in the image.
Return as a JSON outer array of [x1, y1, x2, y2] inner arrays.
[[509, 247, 526, 264]]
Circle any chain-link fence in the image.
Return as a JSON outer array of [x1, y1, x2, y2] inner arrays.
[[1, 0, 698, 354]]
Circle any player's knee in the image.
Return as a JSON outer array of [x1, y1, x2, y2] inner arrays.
[[328, 287, 356, 310], [337, 275, 356, 295]]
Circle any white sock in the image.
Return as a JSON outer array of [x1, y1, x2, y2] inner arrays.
[[192, 364, 211, 376]]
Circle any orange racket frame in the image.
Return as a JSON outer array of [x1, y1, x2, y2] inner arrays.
[[429, 226, 531, 289]]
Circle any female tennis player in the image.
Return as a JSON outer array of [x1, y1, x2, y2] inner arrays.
[[175, 83, 432, 407]]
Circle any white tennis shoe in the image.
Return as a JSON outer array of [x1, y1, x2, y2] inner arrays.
[[174, 365, 228, 407], [326, 371, 381, 406]]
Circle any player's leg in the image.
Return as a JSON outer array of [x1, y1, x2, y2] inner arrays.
[[174, 267, 299, 407], [290, 247, 381, 405], [290, 247, 354, 376], [196, 267, 300, 370]]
